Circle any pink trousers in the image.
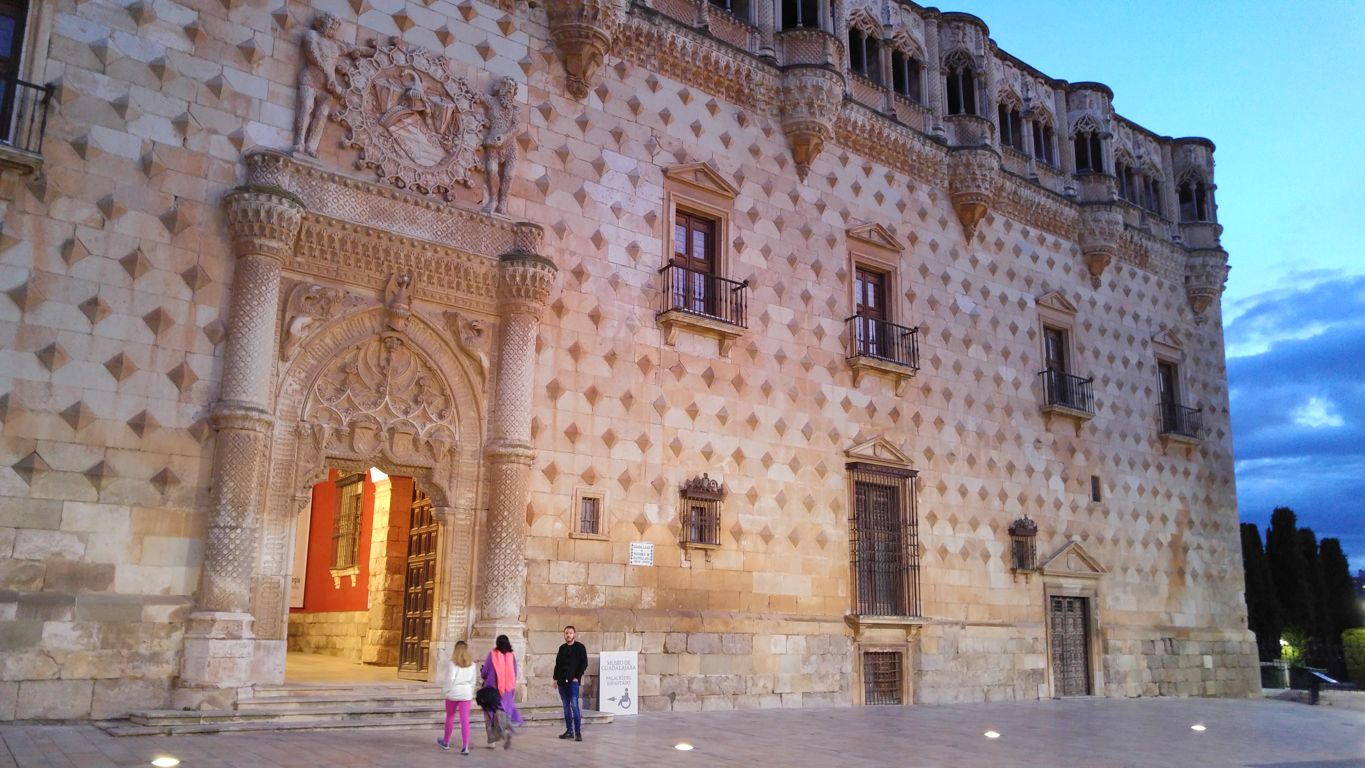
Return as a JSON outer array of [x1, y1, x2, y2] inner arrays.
[[443, 699, 471, 748]]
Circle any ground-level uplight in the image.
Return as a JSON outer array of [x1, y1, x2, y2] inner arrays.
[[674, 742, 695, 751], [1190, 724, 1207, 732], [150, 758, 181, 768], [984, 731, 1001, 739]]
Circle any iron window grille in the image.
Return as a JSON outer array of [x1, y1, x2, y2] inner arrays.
[[847, 314, 920, 370], [1008, 515, 1038, 571], [1159, 402, 1202, 439], [862, 651, 903, 705], [331, 473, 364, 570], [1039, 368, 1095, 415], [849, 463, 920, 618], [579, 495, 602, 536], [680, 473, 724, 547]]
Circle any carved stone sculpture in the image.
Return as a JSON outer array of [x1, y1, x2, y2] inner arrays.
[[294, 13, 350, 158], [547, 0, 623, 98], [482, 77, 520, 216], [1077, 203, 1124, 288], [779, 66, 844, 181], [384, 273, 413, 331], [280, 282, 351, 360], [332, 39, 488, 198], [947, 146, 1002, 241]]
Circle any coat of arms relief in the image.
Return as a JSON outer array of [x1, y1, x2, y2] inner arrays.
[[293, 12, 521, 213]]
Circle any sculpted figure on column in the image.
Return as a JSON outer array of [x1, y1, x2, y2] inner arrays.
[[294, 12, 352, 157], [482, 77, 521, 216]]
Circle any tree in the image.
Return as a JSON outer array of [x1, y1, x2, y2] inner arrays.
[[1240, 523, 1281, 661], [1319, 538, 1362, 640], [1265, 507, 1311, 634]]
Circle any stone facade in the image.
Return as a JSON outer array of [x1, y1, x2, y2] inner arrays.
[[0, 0, 1254, 720]]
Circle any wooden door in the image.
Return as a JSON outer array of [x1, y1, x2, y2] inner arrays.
[[1049, 595, 1090, 696], [854, 267, 887, 358], [398, 489, 438, 678], [673, 211, 716, 316], [0, 1, 26, 142]]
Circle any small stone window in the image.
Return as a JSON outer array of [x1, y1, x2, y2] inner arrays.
[[1090, 475, 1102, 503], [944, 51, 977, 116], [862, 650, 904, 705], [1178, 177, 1211, 222], [572, 488, 607, 539], [1073, 130, 1104, 173], [331, 473, 364, 571], [680, 473, 724, 547], [780, 0, 821, 30], [848, 27, 881, 84], [1031, 120, 1056, 166], [1008, 515, 1038, 572], [891, 50, 921, 102], [998, 102, 1024, 152]]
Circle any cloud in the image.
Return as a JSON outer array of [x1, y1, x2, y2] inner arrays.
[[1228, 273, 1365, 569]]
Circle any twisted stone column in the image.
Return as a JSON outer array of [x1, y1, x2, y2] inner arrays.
[[177, 187, 303, 709], [478, 223, 556, 635]]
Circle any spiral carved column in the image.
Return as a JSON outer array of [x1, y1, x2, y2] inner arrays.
[[177, 188, 303, 709], [477, 223, 556, 642]]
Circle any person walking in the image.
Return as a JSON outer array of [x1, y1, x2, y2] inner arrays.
[[553, 625, 588, 742], [438, 640, 478, 755], [481, 634, 525, 728]]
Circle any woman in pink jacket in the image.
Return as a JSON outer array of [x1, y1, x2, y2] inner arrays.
[[480, 634, 525, 727]]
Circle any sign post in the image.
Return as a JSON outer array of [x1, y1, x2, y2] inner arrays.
[[597, 650, 639, 715]]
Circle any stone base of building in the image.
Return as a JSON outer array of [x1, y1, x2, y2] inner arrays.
[[173, 611, 256, 710]]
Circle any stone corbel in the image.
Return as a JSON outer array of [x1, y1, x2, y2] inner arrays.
[[947, 146, 1001, 242], [1184, 247, 1229, 322], [547, 0, 624, 99], [779, 66, 844, 181], [1078, 203, 1123, 288]]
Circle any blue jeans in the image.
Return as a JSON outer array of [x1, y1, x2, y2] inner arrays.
[[557, 680, 581, 734]]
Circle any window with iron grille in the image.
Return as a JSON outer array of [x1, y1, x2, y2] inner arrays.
[[331, 473, 364, 570], [573, 489, 605, 538], [680, 473, 723, 547], [849, 463, 919, 617], [862, 651, 903, 705]]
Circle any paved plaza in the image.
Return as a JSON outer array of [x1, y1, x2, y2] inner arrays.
[[2, 697, 1362, 768]]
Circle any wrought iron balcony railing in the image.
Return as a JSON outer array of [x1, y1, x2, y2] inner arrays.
[[1159, 402, 1202, 439], [846, 314, 920, 371], [658, 263, 748, 328], [0, 74, 54, 157], [1039, 369, 1095, 415]]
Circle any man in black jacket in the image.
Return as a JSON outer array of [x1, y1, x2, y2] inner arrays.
[[553, 625, 588, 741]]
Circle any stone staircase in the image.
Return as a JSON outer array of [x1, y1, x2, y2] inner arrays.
[[98, 683, 613, 736]]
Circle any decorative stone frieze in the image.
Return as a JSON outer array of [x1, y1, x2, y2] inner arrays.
[[947, 146, 1002, 241], [1184, 247, 1229, 319], [780, 66, 845, 180], [548, 0, 625, 98], [1077, 203, 1124, 287]]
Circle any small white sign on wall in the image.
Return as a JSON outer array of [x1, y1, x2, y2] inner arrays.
[[628, 541, 654, 566], [289, 503, 311, 608], [598, 650, 638, 716]]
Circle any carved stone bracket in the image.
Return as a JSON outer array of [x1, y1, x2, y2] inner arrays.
[[548, 0, 624, 98], [1078, 203, 1124, 288], [780, 65, 845, 181], [1184, 247, 1229, 320], [947, 146, 1001, 242]]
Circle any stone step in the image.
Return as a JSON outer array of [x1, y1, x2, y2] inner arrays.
[[104, 708, 611, 737], [129, 703, 575, 726], [247, 683, 439, 700], [242, 692, 447, 709]]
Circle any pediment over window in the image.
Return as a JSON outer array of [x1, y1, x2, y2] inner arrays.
[[1036, 290, 1079, 317], [845, 435, 913, 470], [1040, 540, 1107, 579], [847, 223, 905, 254], [664, 162, 739, 200], [1152, 327, 1183, 355]]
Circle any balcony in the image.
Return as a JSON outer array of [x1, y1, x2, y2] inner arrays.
[[846, 314, 920, 395], [657, 263, 748, 356], [0, 74, 54, 179], [1158, 402, 1202, 447], [1039, 368, 1095, 427]]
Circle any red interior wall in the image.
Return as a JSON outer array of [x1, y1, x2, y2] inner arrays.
[[295, 469, 373, 613]]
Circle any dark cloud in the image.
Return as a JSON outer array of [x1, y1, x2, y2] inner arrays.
[[1228, 273, 1365, 569]]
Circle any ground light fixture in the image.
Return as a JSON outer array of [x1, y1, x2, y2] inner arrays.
[[674, 742, 695, 751], [984, 731, 1001, 739], [1191, 724, 1207, 732], [150, 758, 181, 768]]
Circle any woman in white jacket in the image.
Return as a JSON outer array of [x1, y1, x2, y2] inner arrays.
[[438, 641, 478, 754]]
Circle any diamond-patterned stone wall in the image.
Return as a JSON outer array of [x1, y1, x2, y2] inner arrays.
[[0, 0, 1252, 720]]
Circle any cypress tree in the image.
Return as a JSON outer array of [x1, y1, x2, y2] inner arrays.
[[1298, 527, 1328, 664], [1319, 538, 1363, 640], [1265, 507, 1311, 637], [1240, 522, 1281, 661]]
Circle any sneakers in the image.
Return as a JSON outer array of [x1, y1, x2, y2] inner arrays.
[[436, 738, 450, 751], [575, 732, 583, 742], [559, 730, 574, 739], [460, 746, 470, 756]]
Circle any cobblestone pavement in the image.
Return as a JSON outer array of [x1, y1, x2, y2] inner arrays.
[[2, 697, 1362, 768]]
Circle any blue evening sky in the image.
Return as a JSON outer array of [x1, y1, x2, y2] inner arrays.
[[956, 1, 1365, 568]]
